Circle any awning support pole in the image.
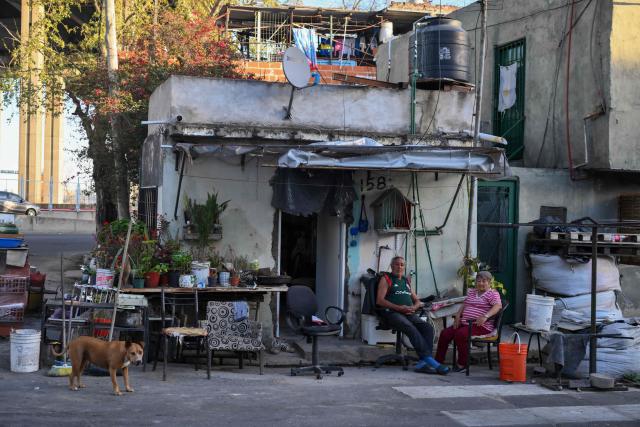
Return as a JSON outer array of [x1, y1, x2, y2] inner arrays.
[[173, 151, 186, 220]]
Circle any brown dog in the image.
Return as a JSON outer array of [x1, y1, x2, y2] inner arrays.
[[52, 336, 144, 395]]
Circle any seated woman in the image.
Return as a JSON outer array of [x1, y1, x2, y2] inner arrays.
[[435, 271, 502, 371], [376, 256, 449, 375]]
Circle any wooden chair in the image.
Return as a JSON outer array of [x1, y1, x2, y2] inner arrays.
[[205, 300, 264, 378], [152, 288, 207, 381], [453, 300, 509, 376]]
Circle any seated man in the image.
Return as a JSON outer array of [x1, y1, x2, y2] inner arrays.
[[376, 256, 449, 375], [435, 270, 502, 371]]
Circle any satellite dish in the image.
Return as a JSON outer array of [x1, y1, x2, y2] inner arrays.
[[282, 46, 312, 89]]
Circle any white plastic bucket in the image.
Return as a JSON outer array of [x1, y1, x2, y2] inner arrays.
[[525, 294, 555, 331], [191, 262, 210, 288], [218, 272, 230, 287], [10, 329, 41, 373], [96, 268, 114, 288]]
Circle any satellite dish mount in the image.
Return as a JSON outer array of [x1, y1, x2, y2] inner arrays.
[[282, 46, 313, 120]]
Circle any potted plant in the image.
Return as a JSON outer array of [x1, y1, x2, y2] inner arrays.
[[456, 257, 507, 296], [171, 251, 194, 288], [145, 263, 168, 288], [183, 192, 229, 244]]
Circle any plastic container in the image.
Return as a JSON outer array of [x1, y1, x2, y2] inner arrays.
[[191, 262, 210, 289], [379, 21, 394, 44], [95, 269, 114, 288], [499, 334, 527, 382], [0, 237, 23, 249], [525, 294, 555, 331], [10, 329, 41, 373], [218, 272, 230, 287]]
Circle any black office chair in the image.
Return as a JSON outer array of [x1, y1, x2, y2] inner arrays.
[[286, 285, 345, 379], [361, 273, 418, 370]]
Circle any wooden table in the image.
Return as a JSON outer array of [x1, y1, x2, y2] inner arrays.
[[121, 286, 288, 337]]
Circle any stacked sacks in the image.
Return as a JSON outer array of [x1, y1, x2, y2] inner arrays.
[[529, 254, 623, 326], [575, 321, 640, 378]]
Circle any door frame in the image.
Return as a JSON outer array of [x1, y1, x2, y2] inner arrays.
[[477, 179, 519, 323]]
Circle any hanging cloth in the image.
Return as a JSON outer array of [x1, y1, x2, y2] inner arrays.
[[498, 63, 518, 112], [358, 194, 369, 232], [293, 28, 318, 67]]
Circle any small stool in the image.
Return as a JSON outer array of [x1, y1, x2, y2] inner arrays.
[[511, 323, 543, 366]]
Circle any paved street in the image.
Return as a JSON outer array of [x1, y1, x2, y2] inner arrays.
[[0, 362, 638, 426]]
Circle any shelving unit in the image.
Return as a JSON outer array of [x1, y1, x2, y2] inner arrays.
[[41, 298, 149, 370]]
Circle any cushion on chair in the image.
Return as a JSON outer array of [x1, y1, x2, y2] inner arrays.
[[207, 333, 264, 352], [471, 331, 498, 341], [301, 323, 341, 335], [206, 301, 264, 352], [162, 327, 208, 337]]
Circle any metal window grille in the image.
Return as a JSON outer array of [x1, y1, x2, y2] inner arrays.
[[138, 187, 158, 233], [493, 38, 526, 160]]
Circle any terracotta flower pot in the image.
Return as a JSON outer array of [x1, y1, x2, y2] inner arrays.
[[230, 275, 240, 287], [145, 272, 160, 288]]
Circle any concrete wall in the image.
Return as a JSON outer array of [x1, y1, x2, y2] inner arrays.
[[448, 0, 640, 172], [608, 0, 640, 170], [346, 171, 473, 329], [511, 167, 640, 320], [16, 215, 95, 234], [148, 75, 475, 139]]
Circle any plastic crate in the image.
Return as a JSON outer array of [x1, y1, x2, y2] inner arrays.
[[0, 276, 29, 293], [0, 305, 24, 322]]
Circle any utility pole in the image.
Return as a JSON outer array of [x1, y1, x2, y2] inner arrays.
[[104, 0, 130, 219], [463, 0, 488, 293]]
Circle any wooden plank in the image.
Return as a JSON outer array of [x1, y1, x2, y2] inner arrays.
[[331, 73, 403, 89]]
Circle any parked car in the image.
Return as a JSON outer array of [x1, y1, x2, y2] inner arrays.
[[0, 192, 40, 216]]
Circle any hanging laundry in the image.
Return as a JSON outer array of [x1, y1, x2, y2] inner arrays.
[[293, 28, 318, 67], [340, 37, 355, 58], [498, 63, 518, 112]]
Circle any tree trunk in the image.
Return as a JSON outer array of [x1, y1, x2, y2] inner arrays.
[[104, 0, 130, 220]]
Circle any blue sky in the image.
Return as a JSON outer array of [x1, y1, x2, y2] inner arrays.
[[301, 0, 474, 7]]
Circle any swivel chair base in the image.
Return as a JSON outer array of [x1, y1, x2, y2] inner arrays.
[[290, 335, 344, 380], [373, 331, 418, 371], [291, 364, 344, 380]]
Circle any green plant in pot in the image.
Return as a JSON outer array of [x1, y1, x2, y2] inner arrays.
[[172, 251, 194, 288], [145, 262, 168, 288], [456, 257, 507, 296], [185, 192, 229, 252]]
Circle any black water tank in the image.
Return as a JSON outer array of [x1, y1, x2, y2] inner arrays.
[[409, 17, 470, 83]]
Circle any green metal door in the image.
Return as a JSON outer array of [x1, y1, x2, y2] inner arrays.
[[493, 39, 526, 160], [477, 180, 518, 323]]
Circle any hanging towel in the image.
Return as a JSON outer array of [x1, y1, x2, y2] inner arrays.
[[233, 300, 249, 322], [293, 28, 318, 67], [498, 63, 518, 112]]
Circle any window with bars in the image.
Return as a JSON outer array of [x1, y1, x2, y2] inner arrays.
[[493, 38, 526, 160], [138, 187, 158, 234]]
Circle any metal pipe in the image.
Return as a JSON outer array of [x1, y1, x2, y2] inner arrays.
[[173, 151, 186, 220], [589, 225, 598, 374], [464, 0, 488, 294], [410, 16, 430, 134], [435, 174, 465, 232]]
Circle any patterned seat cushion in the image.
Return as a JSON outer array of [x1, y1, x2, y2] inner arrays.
[[206, 301, 264, 352]]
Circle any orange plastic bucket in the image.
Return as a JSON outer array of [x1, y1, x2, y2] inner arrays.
[[499, 333, 528, 382]]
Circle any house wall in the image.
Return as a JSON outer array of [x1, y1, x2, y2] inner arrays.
[[447, 0, 640, 172], [238, 61, 377, 84], [346, 171, 474, 330], [511, 167, 640, 320], [608, 0, 640, 170], [147, 75, 475, 139]]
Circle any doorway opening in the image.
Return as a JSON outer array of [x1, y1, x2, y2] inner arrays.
[[280, 212, 317, 289]]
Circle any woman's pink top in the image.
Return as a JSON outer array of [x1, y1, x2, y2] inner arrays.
[[460, 288, 502, 332]]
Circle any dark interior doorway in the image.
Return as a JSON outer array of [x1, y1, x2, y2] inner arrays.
[[280, 212, 317, 289]]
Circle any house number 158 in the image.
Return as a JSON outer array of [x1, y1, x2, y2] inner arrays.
[[360, 173, 387, 192]]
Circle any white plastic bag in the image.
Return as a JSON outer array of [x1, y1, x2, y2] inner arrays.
[[530, 254, 621, 296]]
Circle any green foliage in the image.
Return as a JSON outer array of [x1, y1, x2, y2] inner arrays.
[[150, 263, 169, 274], [456, 257, 507, 296], [185, 191, 229, 249], [171, 251, 193, 274], [0, 0, 246, 223]]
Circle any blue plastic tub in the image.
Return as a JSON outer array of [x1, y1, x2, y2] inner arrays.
[[0, 238, 23, 249]]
